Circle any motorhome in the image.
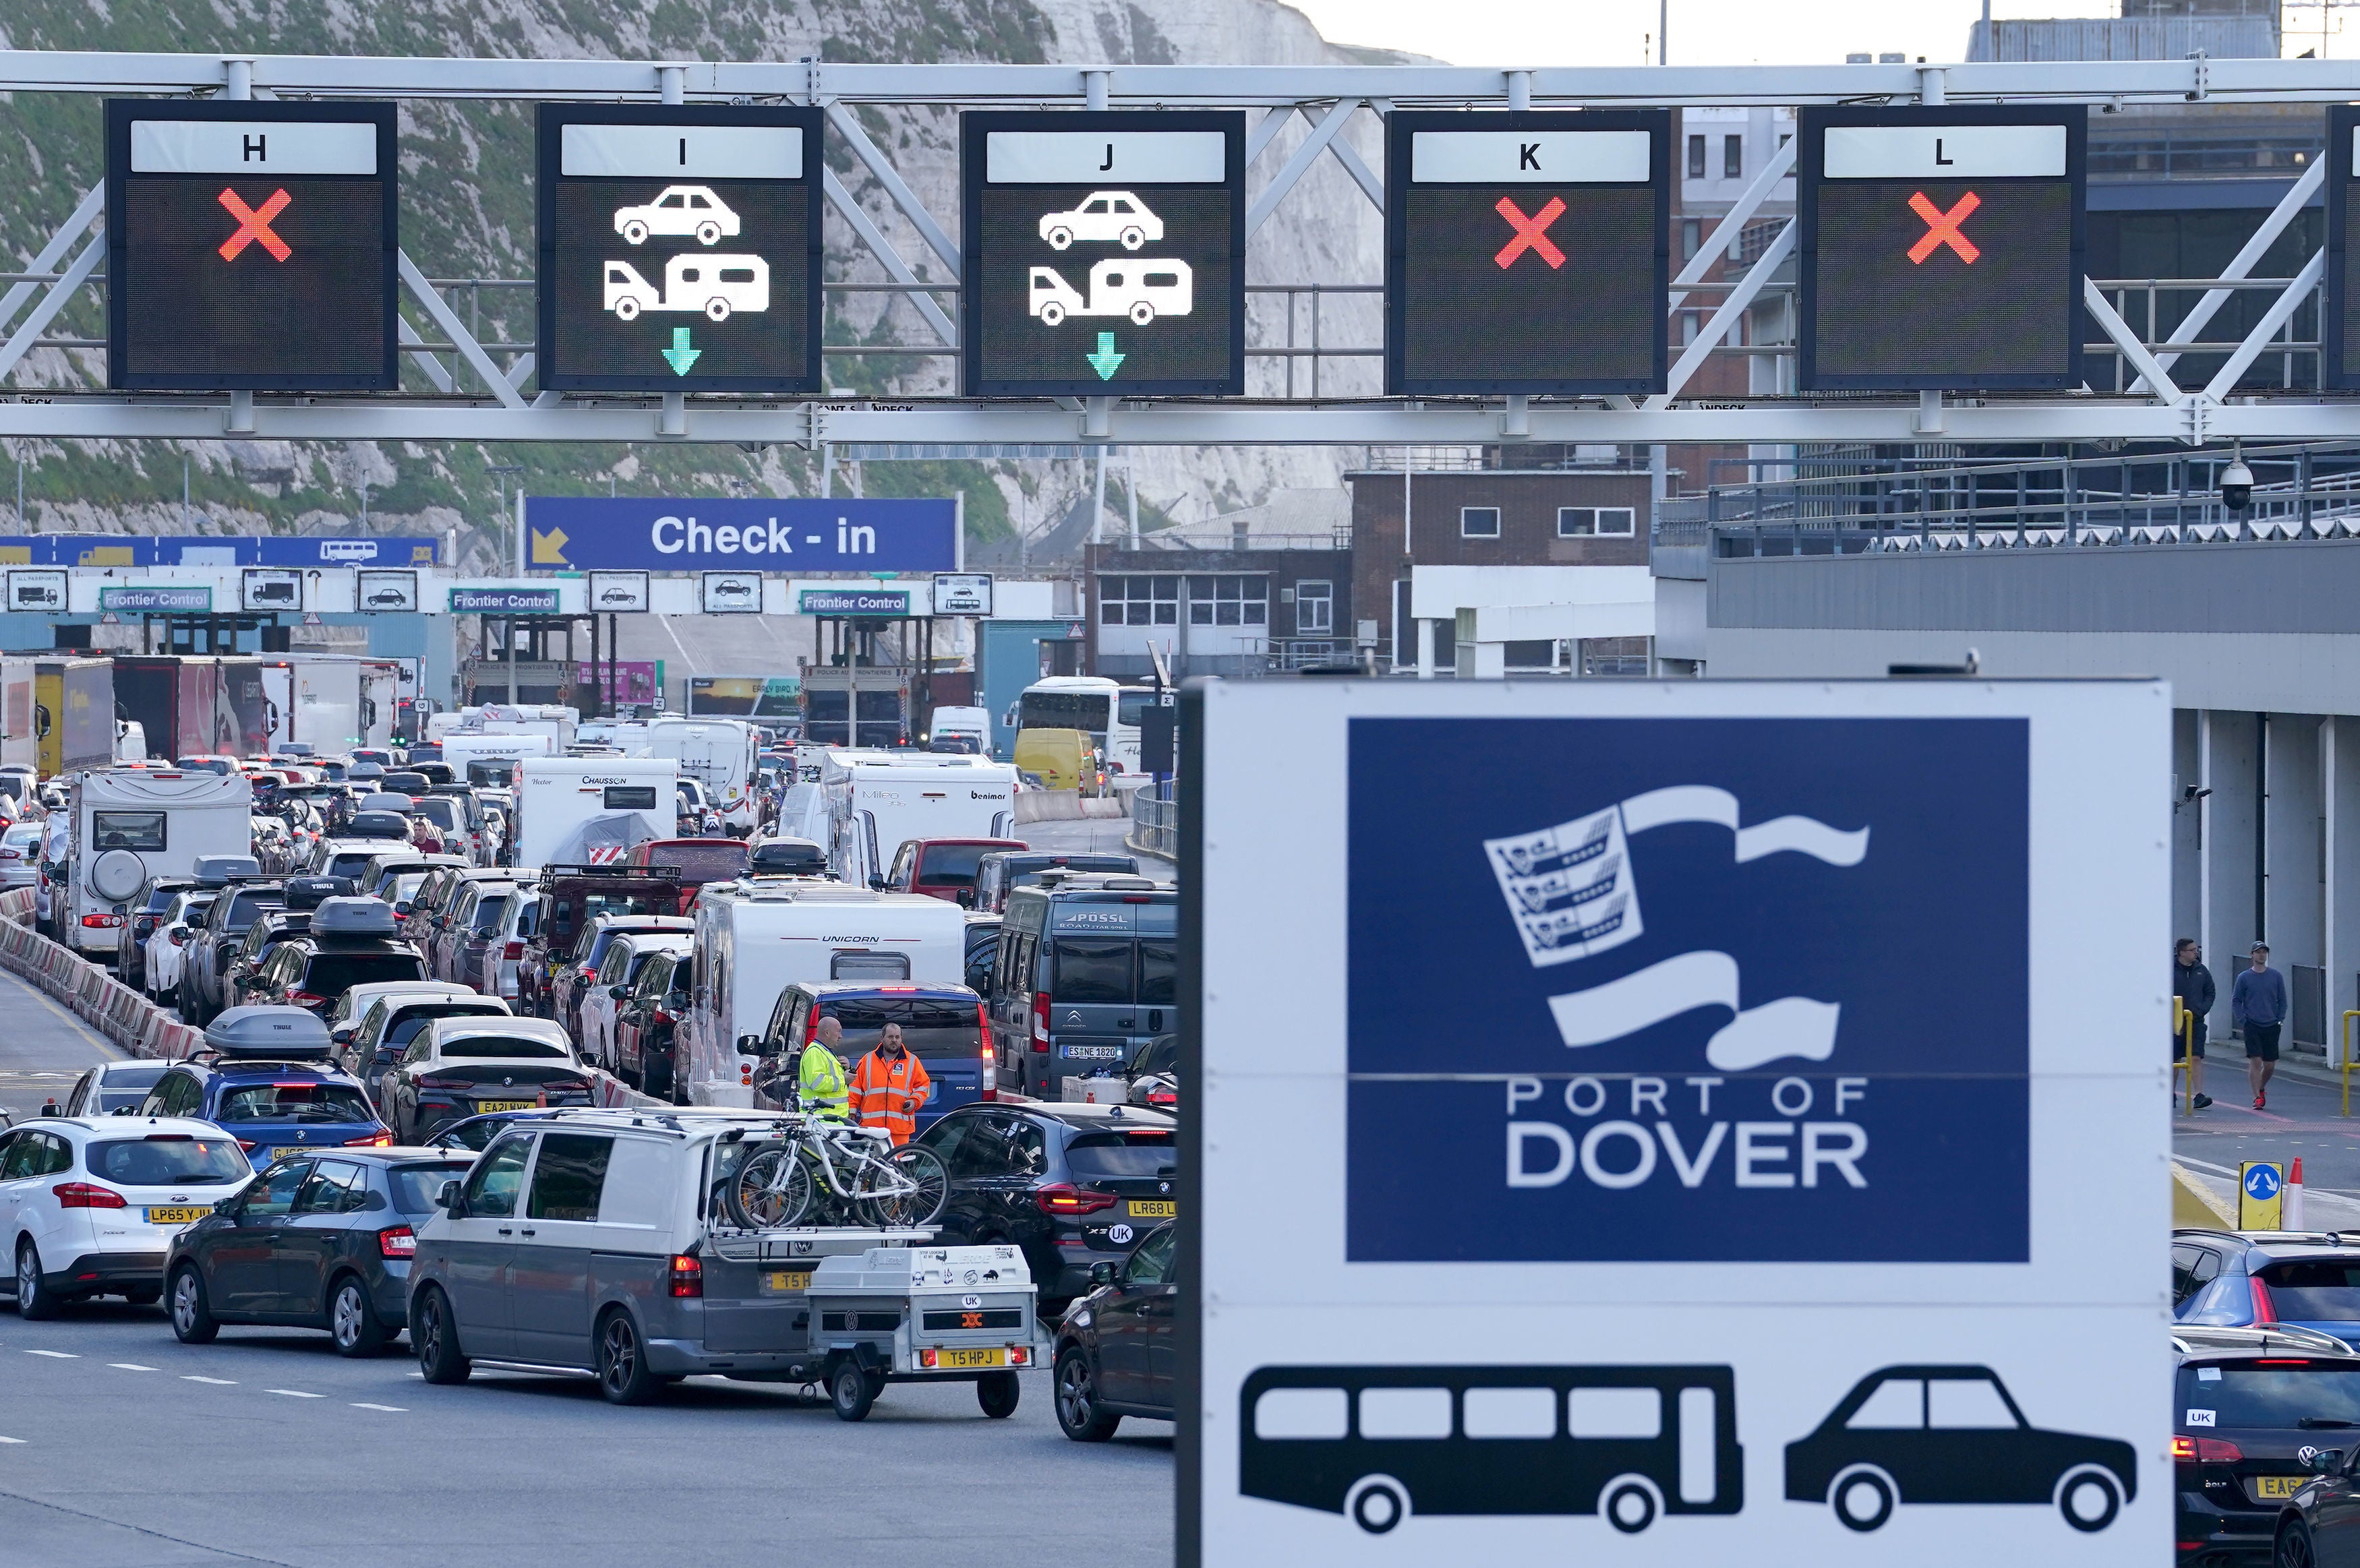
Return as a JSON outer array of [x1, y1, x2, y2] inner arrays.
[[819, 750, 1020, 889], [479, 703, 579, 751], [644, 717, 761, 835], [440, 731, 558, 784], [678, 880, 969, 1107], [66, 768, 254, 961], [509, 757, 679, 870]]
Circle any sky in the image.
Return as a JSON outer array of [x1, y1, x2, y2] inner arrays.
[[1278, 0, 2319, 68]]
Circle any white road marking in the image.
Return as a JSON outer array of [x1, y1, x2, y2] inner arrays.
[[107, 1362, 158, 1371], [406, 1372, 423, 1379], [21, 1350, 75, 1359], [181, 1376, 235, 1385], [0, 1436, 24, 1444], [265, 1389, 324, 1399], [350, 1402, 406, 1412]]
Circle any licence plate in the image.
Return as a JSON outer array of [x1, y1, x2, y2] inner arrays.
[[1064, 1045, 1123, 1060], [473, 1099, 537, 1113], [146, 1205, 211, 1225], [760, 1269, 813, 1295], [1128, 1200, 1177, 1218], [2254, 1476, 2307, 1500], [936, 1347, 1006, 1369]]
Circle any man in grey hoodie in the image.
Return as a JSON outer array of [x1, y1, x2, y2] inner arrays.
[[2232, 941, 2290, 1110]]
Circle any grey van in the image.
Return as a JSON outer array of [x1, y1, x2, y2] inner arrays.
[[987, 875, 1177, 1100]]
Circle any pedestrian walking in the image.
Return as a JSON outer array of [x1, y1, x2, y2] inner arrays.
[[850, 1022, 931, 1147], [2232, 941, 2290, 1110], [2174, 938, 2215, 1110]]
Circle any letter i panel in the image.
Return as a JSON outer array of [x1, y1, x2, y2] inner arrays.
[[535, 102, 825, 394], [1386, 111, 1670, 395], [2322, 107, 2360, 389], [960, 110, 1246, 397], [1797, 104, 2087, 391], [105, 99, 399, 391]]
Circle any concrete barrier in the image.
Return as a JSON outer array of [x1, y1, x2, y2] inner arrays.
[[1015, 789, 1129, 824]]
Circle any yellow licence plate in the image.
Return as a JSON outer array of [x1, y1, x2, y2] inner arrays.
[[1128, 1200, 1177, 1218], [146, 1205, 211, 1225], [761, 1270, 813, 1294], [474, 1099, 537, 1113], [2254, 1476, 2307, 1500], [937, 1348, 1006, 1369]]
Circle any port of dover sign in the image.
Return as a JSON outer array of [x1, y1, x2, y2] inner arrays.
[[1179, 677, 2168, 1567]]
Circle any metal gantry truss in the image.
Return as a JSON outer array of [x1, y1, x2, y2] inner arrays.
[[3, 49, 2360, 446]]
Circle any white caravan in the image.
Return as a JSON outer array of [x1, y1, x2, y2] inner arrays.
[[1028, 258, 1193, 328], [604, 255, 771, 322], [643, 717, 762, 835], [678, 880, 970, 1108], [67, 768, 254, 960], [509, 757, 678, 870], [818, 750, 1020, 889]]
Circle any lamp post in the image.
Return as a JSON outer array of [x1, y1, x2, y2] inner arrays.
[[486, 464, 525, 572]]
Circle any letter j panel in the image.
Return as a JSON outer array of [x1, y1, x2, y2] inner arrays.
[[1797, 105, 2086, 391], [1386, 111, 1670, 395], [961, 111, 1246, 397]]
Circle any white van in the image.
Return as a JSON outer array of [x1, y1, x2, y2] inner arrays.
[[926, 706, 991, 753], [680, 881, 969, 1107], [510, 757, 679, 870], [819, 751, 1020, 889], [67, 768, 254, 960], [645, 717, 761, 835]]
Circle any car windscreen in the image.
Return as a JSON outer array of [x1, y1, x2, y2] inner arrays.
[[302, 952, 428, 994], [326, 852, 377, 880], [2179, 1363, 2360, 1425], [915, 845, 995, 887], [221, 891, 284, 930], [214, 1083, 376, 1123], [409, 797, 459, 829], [388, 873, 427, 903], [100, 1063, 170, 1093], [86, 1135, 249, 1184], [1063, 1129, 1177, 1178], [390, 1163, 476, 1214], [642, 843, 750, 880], [751, 841, 825, 874], [2256, 1261, 2360, 1320], [1017, 692, 1109, 733], [388, 1005, 504, 1049], [434, 1118, 513, 1151], [439, 1034, 572, 1060], [818, 996, 984, 1058]]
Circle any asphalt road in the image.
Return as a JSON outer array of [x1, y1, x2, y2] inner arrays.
[[2171, 1052, 2360, 1205], [0, 962, 121, 1122], [1017, 812, 1174, 882]]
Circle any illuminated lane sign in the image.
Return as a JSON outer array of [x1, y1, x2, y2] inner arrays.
[[105, 100, 398, 391], [2322, 109, 2360, 388], [537, 104, 823, 394], [1798, 106, 2086, 391], [1386, 111, 1670, 395], [962, 111, 1245, 397]]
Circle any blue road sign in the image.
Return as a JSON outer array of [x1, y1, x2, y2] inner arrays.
[[0, 536, 438, 567], [2245, 1164, 2282, 1201], [521, 496, 956, 573]]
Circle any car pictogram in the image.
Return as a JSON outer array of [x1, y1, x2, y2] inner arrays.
[[1038, 192, 1164, 251], [613, 186, 742, 247]]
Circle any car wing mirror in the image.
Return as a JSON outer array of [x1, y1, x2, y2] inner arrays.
[[1090, 1261, 1117, 1287], [736, 1033, 762, 1056], [436, 1179, 463, 1213]]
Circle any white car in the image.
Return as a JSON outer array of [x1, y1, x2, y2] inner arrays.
[[0, 818, 42, 889], [613, 185, 741, 247], [143, 889, 219, 1000], [485, 888, 538, 1004], [1038, 191, 1164, 251], [577, 932, 692, 1073], [1, 1116, 254, 1316], [32, 811, 67, 930]]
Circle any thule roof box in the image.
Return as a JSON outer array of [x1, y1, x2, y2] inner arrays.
[[281, 876, 352, 909], [191, 855, 262, 889], [535, 864, 681, 886], [202, 1004, 333, 1060], [310, 897, 398, 938], [347, 811, 412, 840]]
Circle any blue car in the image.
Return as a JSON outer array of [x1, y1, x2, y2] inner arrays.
[[136, 1005, 391, 1166], [2175, 1228, 2360, 1348]]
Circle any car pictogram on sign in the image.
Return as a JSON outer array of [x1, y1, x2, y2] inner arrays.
[[613, 185, 742, 247], [1038, 191, 1164, 251]]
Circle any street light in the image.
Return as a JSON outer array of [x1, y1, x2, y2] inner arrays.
[[487, 463, 525, 570]]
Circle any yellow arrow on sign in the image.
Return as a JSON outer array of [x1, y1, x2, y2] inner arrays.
[[529, 526, 570, 566]]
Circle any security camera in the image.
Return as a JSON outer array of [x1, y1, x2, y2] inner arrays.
[[2220, 457, 2254, 513]]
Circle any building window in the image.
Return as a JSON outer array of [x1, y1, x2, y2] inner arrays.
[[1188, 576, 1268, 627], [1680, 311, 1699, 345], [1558, 507, 1637, 538], [1295, 580, 1333, 634], [1460, 506, 1502, 539], [1680, 217, 1701, 261], [1686, 134, 1705, 179], [1099, 574, 1179, 626], [1723, 135, 1743, 179]]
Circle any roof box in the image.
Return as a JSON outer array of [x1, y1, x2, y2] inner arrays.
[[281, 876, 351, 910], [191, 854, 261, 889], [203, 1004, 333, 1060], [347, 811, 411, 840], [311, 896, 398, 937], [355, 793, 414, 814], [347, 761, 386, 781], [382, 772, 430, 793]]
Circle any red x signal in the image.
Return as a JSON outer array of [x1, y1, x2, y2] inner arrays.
[[218, 187, 293, 263], [1494, 197, 1568, 270], [1907, 190, 1981, 266]]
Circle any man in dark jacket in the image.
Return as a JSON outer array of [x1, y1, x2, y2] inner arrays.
[[2174, 938, 2215, 1110]]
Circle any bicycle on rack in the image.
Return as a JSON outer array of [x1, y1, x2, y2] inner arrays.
[[721, 1103, 950, 1230]]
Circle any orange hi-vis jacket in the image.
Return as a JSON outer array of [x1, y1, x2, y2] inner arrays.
[[850, 1048, 932, 1145]]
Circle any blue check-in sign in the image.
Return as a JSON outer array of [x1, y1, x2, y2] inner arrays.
[[523, 497, 956, 573], [1346, 717, 2031, 1265]]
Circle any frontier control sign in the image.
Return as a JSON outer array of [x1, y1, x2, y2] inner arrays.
[[1186, 678, 2166, 1566]]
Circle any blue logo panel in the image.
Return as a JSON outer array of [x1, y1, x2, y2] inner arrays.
[[521, 496, 956, 572], [1345, 717, 2030, 1264]]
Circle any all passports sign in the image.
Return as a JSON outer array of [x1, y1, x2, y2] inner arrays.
[[1183, 677, 2168, 1566]]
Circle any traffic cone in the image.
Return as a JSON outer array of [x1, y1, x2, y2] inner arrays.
[[2289, 1157, 2307, 1231]]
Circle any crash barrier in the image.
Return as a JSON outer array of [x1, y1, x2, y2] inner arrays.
[[1127, 778, 1177, 862], [1013, 788, 1127, 825]]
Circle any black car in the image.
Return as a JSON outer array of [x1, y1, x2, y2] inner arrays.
[[1052, 1221, 1177, 1441], [2166, 1325, 2360, 1567], [118, 876, 194, 992], [222, 909, 313, 1001], [243, 898, 427, 1016], [610, 948, 691, 1099], [165, 1146, 474, 1355], [179, 879, 287, 1025], [912, 1102, 1178, 1310]]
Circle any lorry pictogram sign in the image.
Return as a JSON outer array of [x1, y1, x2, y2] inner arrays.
[[216, 187, 293, 262]]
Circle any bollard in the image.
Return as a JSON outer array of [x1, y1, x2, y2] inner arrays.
[[2289, 1157, 2307, 1231]]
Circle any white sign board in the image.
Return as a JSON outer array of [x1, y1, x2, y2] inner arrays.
[[1185, 677, 2168, 1565], [931, 572, 994, 616], [587, 570, 651, 613], [355, 570, 417, 613], [241, 568, 303, 613], [5, 570, 65, 613], [699, 570, 764, 614]]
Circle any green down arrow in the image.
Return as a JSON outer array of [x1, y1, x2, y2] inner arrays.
[[663, 326, 703, 376], [1086, 331, 1125, 380]]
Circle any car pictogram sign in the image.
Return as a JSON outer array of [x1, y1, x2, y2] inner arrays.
[[216, 187, 293, 262]]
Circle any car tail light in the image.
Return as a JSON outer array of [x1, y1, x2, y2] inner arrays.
[[669, 1254, 703, 1298], [345, 1130, 394, 1147], [53, 1182, 127, 1209], [503, 940, 525, 960], [979, 1004, 998, 1101], [1032, 991, 1050, 1053], [287, 990, 328, 1010], [2252, 1277, 2278, 1325], [1034, 1183, 1118, 1216], [1007, 1346, 1030, 1366], [1145, 1087, 1176, 1108], [545, 1079, 591, 1094], [2173, 1435, 2243, 1464], [80, 913, 124, 928], [378, 1226, 416, 1259], [417, 1075, 469, 1091]]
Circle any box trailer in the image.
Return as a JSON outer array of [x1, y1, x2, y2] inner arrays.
[[113, 655, 231, 764], [259, 656, 369, 753], [36, 658, 117, 779], [0, 657, 38, 773]]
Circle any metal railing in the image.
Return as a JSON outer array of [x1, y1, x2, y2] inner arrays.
[[1128, 777, 1177, 861]]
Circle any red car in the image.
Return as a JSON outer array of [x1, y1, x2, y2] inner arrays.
[[883, 837, 1030, 905], [624, 837, 752, 886]]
